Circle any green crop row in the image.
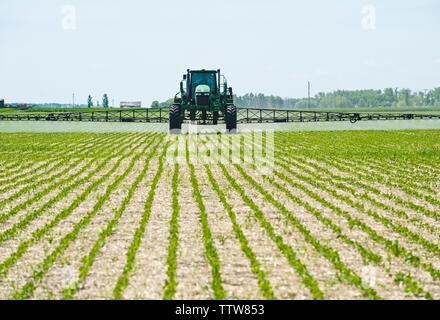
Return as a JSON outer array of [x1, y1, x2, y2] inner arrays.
[[323, 153, 440, 222], [12, 134, 160, 299], [0, 133, 152, 280], [62, 135, 163, 300], [113, 141, 170, 300], [284, 153, 439, 235], [0, 134, 109, 185], [0, 133, 132, 212], [0, 133, 123, 198], [204, 165, 276, 300], [275, 155, 440, 283], [0, 134, 140, 243], [267, 174, 382, 264], [270, 156, 432, 299], [186, 141, 226, 300], [163, 162, 181, 300], [0, 133, 138, 222], [232, 164, 380, 299], [0, 133, 102, 172], [279, 154, 440, 259], [218, 163, 325, 300]]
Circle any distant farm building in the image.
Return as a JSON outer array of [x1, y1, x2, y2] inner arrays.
[[120, 101, 142, 108]]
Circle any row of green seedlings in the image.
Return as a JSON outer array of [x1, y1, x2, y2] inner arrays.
[[276, 130, 439, 179], [0, 134, 131, 213], [321, 152, 440, 222], [208, 135, 325, 299], [280, 152, 440, 258], [0, 133, 140, 222], [324, 153, 440, 234], [0, 132, 123, 197], [275, 133, 440, 234], [185, 139, 226, 300], [0, 137, 87, 178], [342, 152, 439, 194], [267, 158, 432, 299], [197, 133, 304, 300], [0, 133, 145, 244], [162, 160, 180, 300], [276, 146, 440, 263], [113, 141, 170, 300], [250, 134, 432, 298], [204, 164, 276, 300], [324, 154, 439, 211], [61, 135, 164, 300], [277, 132, 440, 215], [0, 133, 155, 281], [282, 151, 440, 236], [274, 152, 438, 296], [355, 133, 440, 177], [11, 133, 161, 299], [224, 133, 382, 298], [0, 133, 102, 175], [308, 141, 440, 213], [0, 133, 114, 184], [230, 162, 380, 299]]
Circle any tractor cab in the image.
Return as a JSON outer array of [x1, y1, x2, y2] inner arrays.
[[186, 70, 217, 105]]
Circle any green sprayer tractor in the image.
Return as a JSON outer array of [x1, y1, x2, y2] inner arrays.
[[169, 69, 237, 133]]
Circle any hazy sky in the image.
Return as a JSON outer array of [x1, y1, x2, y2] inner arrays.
[[0, 0, 439, 105]]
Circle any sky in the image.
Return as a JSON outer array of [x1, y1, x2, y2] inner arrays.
[[0, 0, 439, 106]]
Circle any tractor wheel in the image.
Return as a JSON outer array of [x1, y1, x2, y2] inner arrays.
[[225, 104, 237, 133], [169, 104, 182, 134], [213, 111, 218, 125]]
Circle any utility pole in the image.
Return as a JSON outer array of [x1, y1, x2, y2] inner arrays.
[[112, 99, 115, 108], [308, 81, 311, 108], [72, 93, 75, 108]]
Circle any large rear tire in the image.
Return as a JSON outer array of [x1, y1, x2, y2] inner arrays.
[[225, 104, 237, 133], [169, 104, 182, 134]]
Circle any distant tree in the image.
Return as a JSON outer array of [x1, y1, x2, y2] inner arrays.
[[151, 100, 160, 108], [401, 89, 410, 106], [103, 94, 109, 108], [87, 95, 93, 108]]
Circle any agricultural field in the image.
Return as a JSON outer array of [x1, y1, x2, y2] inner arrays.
[[0, 130, 440, 300]]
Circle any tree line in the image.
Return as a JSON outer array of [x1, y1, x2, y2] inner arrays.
[[153, 88, 440, 109], [233, 88, 440, 109]]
